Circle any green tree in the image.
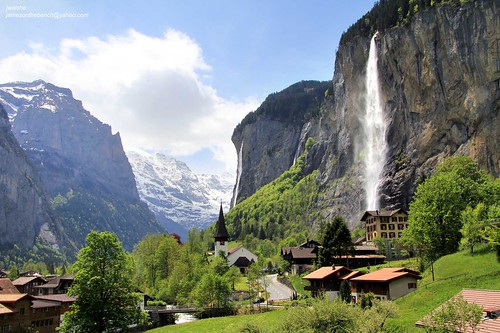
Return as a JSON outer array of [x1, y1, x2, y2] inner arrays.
[[403, 156, 495, 264], [224, 265, 242, 290], [422, 294, 482, 333], [59, 231, 148, 333], [191, 272, 231, 308], [318, 216, 354, 267], [460, 203, 487, 253], [8, 264, 19, 280], [339, 280, 352, 303]]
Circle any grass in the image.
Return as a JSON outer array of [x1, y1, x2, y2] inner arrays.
[[387, 244, 500, 332], [147, 245, 500, 333], [147, 309, 287, 333], [288, 273, 310, 297]]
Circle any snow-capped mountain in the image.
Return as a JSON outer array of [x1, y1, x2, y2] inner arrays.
[[127, 150, 234, 240]]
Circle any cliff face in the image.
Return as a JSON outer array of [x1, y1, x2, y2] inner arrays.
[[0, 104, 63, 250], [231, 81, 330, 205], [0, 81, 164, 252], [232, 0, 499, 226]]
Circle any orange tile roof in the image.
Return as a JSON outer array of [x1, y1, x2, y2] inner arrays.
[[0, 278, 20, 294], [12, 276, 44, 286], [303, 266, 350, 280], [340, 271, 362, 280], [351, 268, 421, 282], [35, 294, 76, 303], [416, 289, 500, 333]]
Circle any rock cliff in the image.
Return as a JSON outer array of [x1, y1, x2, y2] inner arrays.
[[0, 103, 64, 250], [232, 0, 499, 227]]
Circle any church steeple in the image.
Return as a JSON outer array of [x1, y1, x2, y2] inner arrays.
[[214, 204, 229, 257]]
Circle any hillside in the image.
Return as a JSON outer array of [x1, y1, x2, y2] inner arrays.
[[147, 246, 500, 333]]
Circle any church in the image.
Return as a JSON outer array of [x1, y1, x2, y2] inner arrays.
[[214, 205, 257, 274]]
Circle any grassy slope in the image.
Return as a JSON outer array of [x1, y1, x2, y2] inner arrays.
[[387, 245, 500, 332], [148, 246, 500, 333], [148, 309, 286, 333]]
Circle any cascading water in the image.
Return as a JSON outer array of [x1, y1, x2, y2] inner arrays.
[[232, 141, 244, 207], [362, 33, 387, 211]]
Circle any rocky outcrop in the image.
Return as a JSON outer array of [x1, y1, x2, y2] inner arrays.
[[232, 0, 499, 227], [231, 81, 330, 205], [0, 104, 63, 250]]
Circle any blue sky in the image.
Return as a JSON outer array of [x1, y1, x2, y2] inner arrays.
[[0, 0, 376, 174]]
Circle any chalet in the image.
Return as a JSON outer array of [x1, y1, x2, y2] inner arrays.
[[416, 289, 500, 332], [303, 266, 362, 300], [227, 246, 258, 274], [0, 270, 7, 278], [281, 240, 320, 275], [350, 267, 421, 302], [361, 208, 408, 242], [0, 278, 74, 332], [33, 275, 74, 295], [12, 276, 46, 295], [332, 245, 386, 268]]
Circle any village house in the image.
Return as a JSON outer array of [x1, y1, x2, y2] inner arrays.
[[303, 266, 362, 300], [416, 289, 500, 332], [12, 276, 46, 295], [0, 278, 69, 333], [227, 246, 257, 274], [33, 274, 74, 295], [281, 240, 320, 274], [361, 208, 408, 242], [332, 244, 386, 268], [350, 267, 421, 302]]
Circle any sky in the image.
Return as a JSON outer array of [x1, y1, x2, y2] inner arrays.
[[0, 0, 376, 174]]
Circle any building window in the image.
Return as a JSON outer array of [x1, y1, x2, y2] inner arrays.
[[389, 224, 395, 230], [381, 232, 387, 238], [398, 224, 404, 230], [20, 308, 24, 315], [219, 241, 225, 245], [392, 217, 397, 222], [398, 232, 403, 237], [389, 232, 395, 238], [381, 224, 387, 230], [408, 283, 417, 289]]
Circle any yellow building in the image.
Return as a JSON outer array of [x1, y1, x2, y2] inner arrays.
[[361, 209, 408, 242]]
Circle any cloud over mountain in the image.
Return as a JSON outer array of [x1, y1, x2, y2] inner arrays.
[[0, 29, 259, 171]]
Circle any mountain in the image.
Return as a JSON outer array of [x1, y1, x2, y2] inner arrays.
[[0, 103, 68, 254], [127, 150, 234, 240], [231, 0, 498, 228], [0, 81, 165, 254]]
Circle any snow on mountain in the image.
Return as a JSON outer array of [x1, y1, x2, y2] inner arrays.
[[127, 150, 234, 240]]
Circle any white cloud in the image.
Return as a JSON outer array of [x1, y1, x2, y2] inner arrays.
[[0, 29, 260, 172]]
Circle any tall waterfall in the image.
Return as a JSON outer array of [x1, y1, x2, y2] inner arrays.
[[232, 141, 244, 207], [363, 34, 387, 211]]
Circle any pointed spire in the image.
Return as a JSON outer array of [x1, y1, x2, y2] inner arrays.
[[214, 203, 229, 241]]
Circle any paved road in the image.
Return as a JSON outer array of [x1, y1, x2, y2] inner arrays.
[[262, 274, 294, 301]]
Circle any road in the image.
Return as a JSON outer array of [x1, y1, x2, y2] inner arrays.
[[261, 274, 294, 301]]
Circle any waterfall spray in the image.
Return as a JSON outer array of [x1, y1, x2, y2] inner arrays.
[[232, 141, 244, 207], [363, 33, 387, 211]]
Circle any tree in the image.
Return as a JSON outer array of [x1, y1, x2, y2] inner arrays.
[[403, 156, 495, 264], [59, 231, 148, 333], [8, 264, 19, 280], [460, 203, 487, 253], [224, 265, 242, 290], [318, 216, 354, 267], [421, 294, 482, 333], [339, 280, 352, 303]]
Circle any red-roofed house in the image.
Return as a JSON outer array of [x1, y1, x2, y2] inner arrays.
[[416, 289, 500, 332], [350, 267, 421, 302], [303, 266, 362, 300]]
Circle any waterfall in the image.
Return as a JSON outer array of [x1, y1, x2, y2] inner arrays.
[[232, 141, 244, 207], [363, 33, 387, 211]]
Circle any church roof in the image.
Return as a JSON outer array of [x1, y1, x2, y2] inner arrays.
[[214, 204, 229, 241]]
